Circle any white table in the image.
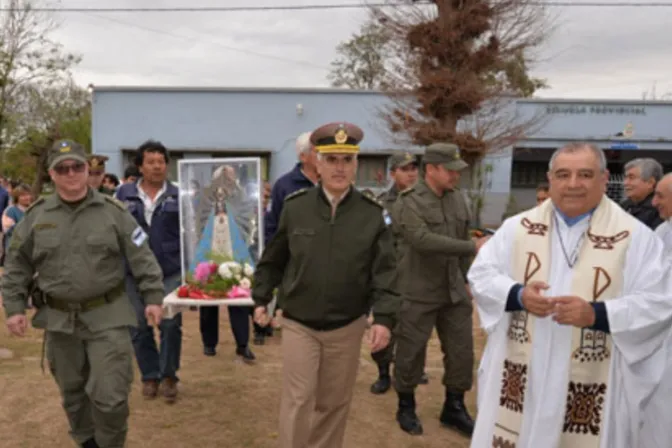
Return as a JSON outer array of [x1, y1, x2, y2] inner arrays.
[[162, 291, 254, 319]]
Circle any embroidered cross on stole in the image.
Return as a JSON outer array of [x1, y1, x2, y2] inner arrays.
[[492, 197, 633, 448]]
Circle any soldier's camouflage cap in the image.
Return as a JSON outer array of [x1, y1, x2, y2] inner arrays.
[[389, 151, 418, 170], [310, 122, 364, 154], [48, 139, 88, 170], [423, 143, 468, 171], [88, 154, 109, 174]]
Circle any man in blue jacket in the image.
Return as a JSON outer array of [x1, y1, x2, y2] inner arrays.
[[253, 131, 318, 344], [116, 140, 183, 404]]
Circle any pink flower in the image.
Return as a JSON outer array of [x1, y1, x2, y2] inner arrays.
[[209, 262, 218, 275], [226, 286, 250, 298], [194, 262, 212, 283]]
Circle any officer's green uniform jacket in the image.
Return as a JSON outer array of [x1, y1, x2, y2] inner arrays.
[[392, 179, 475, 304], [377, 185, 405, 260], [252, 187, 400, 330], [2, 189, 165, 333]]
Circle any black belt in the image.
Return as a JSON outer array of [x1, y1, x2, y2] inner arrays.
[[46, 284, 124, 313], [283, 312, 362, 332]]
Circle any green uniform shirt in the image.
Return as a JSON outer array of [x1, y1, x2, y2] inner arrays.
[[392, 179, 475, 304], [252, 187, 400, 330], [377, 185, 405, 261], [2, 189, 165, 333]]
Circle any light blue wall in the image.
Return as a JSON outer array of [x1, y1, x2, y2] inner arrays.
[[92, 88, 417, 184], [92, 88, 672, 224]]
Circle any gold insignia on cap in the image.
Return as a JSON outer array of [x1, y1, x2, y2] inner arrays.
[[90, 158, 100, 168], [334, 128, 348, 145], [404, 152, 412, 161], [454, 148, 461, 160], [60, 141, 71, 153]]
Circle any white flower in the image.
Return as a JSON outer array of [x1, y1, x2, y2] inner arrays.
[[218, 263, 233, 279], [234, 274, 242, 282], [239, 278, 251, 289], [243, 263, 254, 277], [229, 262, 242, 275]]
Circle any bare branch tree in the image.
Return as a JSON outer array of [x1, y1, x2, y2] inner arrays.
[[0, 0, 80, 153]]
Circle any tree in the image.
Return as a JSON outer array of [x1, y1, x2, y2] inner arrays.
[[0, 0, 80, 153], [3, 80, 90, 194], [327, 19, 393, 89]]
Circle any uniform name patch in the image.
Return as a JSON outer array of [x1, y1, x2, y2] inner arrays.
[[383, 210, 392, 226], [131, 226, 148, 247]]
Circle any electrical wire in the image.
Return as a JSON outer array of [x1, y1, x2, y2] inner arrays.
[[2, 2, 672, 13]]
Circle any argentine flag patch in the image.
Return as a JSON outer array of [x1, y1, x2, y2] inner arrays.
[[383, 210, 392, 226], [131, 226, 148, 247]]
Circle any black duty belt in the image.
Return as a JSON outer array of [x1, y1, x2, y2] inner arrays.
[[46, 283, 124, 313]]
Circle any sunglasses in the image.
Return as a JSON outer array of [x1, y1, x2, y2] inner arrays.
[[54, 162, 86, 175]]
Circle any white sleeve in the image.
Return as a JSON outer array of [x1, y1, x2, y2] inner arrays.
[[467, 215, 521, 333], [606, 222, 672, 365]]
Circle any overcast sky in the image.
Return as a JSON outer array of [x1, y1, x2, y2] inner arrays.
[[44, 0, 672, 100]]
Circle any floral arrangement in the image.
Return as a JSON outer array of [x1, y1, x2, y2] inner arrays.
[[176, 252, 254, 300]]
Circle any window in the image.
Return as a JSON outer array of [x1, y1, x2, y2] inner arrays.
[[355, 155, 388, 188], [511, 161, 548, 188]]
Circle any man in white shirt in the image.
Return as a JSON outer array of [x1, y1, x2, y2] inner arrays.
[[652, 172, 672, 253], [639, 172, 672, 447], [468, 142, 672, 447]]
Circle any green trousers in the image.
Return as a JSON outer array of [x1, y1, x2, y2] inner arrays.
[[46, 325, 134, 448], [394, 299, 474, 394]]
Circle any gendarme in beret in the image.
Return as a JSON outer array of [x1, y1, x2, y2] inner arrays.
[[48, 139, 88, 170], [423, 142, 468, 171], [389, 151, 418, 170], [310, 122, 364, 154], [88, 154, 109, 174]]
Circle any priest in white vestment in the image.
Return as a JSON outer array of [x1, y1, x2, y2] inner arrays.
[[639, 173, 672, 448], [468, 142, 672, 448]]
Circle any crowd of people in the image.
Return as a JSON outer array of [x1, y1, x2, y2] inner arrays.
[[3, 129, 672, 448]]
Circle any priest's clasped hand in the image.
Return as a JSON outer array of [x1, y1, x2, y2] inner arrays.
[[521, 281, 553, 317], [551, 296, 596, 327]]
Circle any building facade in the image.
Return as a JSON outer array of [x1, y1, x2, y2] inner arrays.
[[92, 87, 672, 225]]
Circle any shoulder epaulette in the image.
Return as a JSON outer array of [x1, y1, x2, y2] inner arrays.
[[103, 195, 127, 210], [285, 188, 308, 202], [400, 186, 415, 196], [361, 193, 384, 208], [24, 196, 45, 214]]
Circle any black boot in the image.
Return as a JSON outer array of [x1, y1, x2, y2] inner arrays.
[[236, 346, 256, 363], [370, 362, 391, 395], [439, 390, 474, 437], [396, 392, 423, 435], [81, 438, 100, 448], [253, 333, 265, 345], [419, 371, 429, 385]]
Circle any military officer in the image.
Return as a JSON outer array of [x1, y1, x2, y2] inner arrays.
[[370, 151, 427, 395], [392, 143, 489, 437], [252, 122, 400, 448], [2, 139, 165, 448], [88, 154, 114, 195]]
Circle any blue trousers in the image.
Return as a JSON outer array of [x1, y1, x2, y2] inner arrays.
[[200, 306, 251, 349], [127, 274, 182, 383]]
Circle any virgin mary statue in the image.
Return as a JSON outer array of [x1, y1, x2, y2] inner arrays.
[[189, 165, 259, 271]]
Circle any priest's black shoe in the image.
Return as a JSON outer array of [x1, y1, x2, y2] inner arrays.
[[236, 346, 256, 363], [203, 346, 216, 357], [370, 361, 392, 394], [81, 438, 100, 448], [396, 392, 423, 435], [253, 333, 265, 345], [439, 391, 474, 437]]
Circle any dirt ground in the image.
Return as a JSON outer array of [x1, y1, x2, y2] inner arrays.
[[0, 306, 486, 448]]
